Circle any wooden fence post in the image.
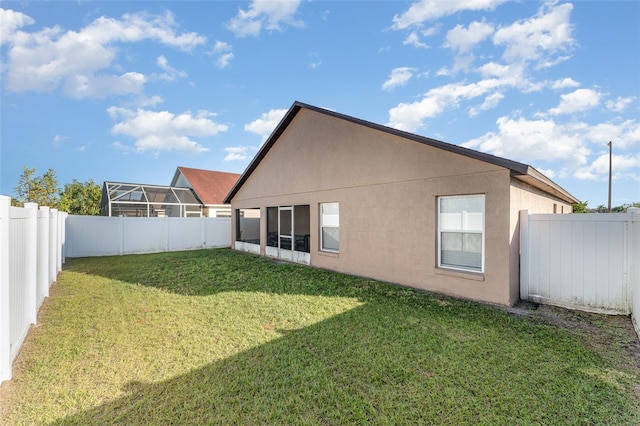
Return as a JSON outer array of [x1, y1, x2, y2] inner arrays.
[[0, 196, 11, 381]]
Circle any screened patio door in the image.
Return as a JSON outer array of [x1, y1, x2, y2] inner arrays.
[[266, 205, 310, 265], [278, 207, 294, 261]]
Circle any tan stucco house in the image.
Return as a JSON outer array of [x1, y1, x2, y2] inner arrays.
[[224, 102, 579, 306]]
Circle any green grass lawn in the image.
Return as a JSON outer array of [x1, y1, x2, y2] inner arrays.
[[1, 249, 639, 425]]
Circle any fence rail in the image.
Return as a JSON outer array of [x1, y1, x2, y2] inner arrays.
[[1, 196, 67, 382], [65, 215, 231, 258]]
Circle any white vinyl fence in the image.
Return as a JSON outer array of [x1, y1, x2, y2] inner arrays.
[[0, 195, 67, 382], [65, 215, 231, 257], [520, 209, 640, 321]]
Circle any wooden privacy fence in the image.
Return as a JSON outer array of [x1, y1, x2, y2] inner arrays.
[[65, 215, 231, 257], [0, 196, 67, 382], [520, 208, 640, 319]]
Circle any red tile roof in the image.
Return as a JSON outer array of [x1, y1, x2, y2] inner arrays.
[[175, 167, 240, 205]]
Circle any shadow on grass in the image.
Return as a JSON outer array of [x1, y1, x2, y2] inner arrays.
[[51, 299, 638, 425], [50, 249, 639, 424], [54, 250, 639, 424]]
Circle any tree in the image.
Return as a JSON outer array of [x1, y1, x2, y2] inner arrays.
[[14, 166, 60, 207], [58, 179, 102, 215], [612, 202, 640, 213], [572, 200, 589, 213], [572, 200, 639, 213]]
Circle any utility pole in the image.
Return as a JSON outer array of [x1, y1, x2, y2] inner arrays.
[[608, 141, 612, 212]]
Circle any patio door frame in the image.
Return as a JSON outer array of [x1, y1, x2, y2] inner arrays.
[[278, 206, 294, 261], [266, 205, 310, 265]]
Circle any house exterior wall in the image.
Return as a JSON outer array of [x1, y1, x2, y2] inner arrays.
[[205, 205, 232, 218], [231, 108, 523, 305], [507, 180, 573, 304]]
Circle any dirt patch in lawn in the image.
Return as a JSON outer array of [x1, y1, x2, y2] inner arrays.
[[509, 302, 640, 376]]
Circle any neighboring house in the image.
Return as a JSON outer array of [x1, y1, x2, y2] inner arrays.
[[171, 167, 241, 218], [224, 101, 579, 307], [101, 167, 240, 218]]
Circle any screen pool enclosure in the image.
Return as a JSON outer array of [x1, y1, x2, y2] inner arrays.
[[101, 182, 204, 217]]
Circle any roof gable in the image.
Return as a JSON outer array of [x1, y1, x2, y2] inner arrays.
[[173, 167, 240, 205], [224, 101, 578, 204]]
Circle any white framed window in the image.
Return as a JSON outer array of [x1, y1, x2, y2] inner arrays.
[[438, 195, 484, 272], [320, 202, 339, 252]]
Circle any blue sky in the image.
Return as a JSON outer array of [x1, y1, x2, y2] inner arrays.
[[1, 0, 638, 207]]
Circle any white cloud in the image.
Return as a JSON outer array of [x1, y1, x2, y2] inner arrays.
[[216, 53, 234, 69], [452, 54, 475, 74], [469, 92, 504, 117], [414, 3, 578, 127], [52, 134, 69, 146], [574, 153, 640, 181], [135, 95, 165, 108], [382, 67, 416, 91], [391, 0, 507, 30], [551, 78, 580, 90], [245, 108, 288, 141], [548, 88, 602, 115], [477, 61, 526, 85], [535, 55, 571, 70], [83, 12, 205, 49], [461, 115, 640, 180], [462, 116, 591, 167], [211, 40, 234, 68], [112, 141, 131, 154], [581, 120, 640, 150], [388, 78, 506, 131], [156, 55, 187, 81], [493, 2, 574, 65], [444, 21, 494, 53], [538, 168, 556, 179], [224, 146, 257, 161], [0, 8, 34, 45], [108, 107, 228, 154], [64, 72, 147, 98], [2, 9, 205, 97], [403, 31, 429, 48], [227, 0, 303, 38], [606, 96, 636, 113]]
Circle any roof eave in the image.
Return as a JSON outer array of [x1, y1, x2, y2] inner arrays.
[[512, 166, 580, 205], [223, 102, 304, 203], [224, 101, 579, 206]]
